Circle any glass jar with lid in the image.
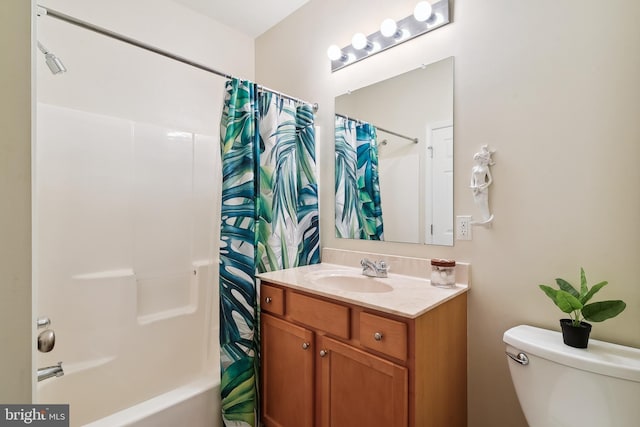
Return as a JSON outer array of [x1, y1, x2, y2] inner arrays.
[[430, 259, 456, 288]]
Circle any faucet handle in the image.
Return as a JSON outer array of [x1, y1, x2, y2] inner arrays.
[[377, 260, 389, 277], [37, 329, 56, 353]]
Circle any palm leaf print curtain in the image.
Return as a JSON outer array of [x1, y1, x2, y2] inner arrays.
[[334, 115, 384, 240], [219, 78, 319, 427]]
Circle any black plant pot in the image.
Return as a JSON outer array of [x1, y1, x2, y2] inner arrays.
[[560, 319, 592, 348]]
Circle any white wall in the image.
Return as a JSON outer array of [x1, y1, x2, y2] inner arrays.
[[37, 0, 254, 124], [33, 1, 253, 416], [0, 0, 255, 403], [256, 1, 640, 426], [0, 0, 33, 404], [38, 0, 254, 81]]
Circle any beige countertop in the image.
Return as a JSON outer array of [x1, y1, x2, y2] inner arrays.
[[257, 262, 469, 319]]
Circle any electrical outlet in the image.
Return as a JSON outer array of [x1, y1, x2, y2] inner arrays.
[[456, 216, 472, 240]]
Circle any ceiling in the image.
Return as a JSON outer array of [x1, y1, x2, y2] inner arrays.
[[173, 0, 310, 38]]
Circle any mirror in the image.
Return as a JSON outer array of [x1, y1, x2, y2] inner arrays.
[[334, 56, 454, 246]]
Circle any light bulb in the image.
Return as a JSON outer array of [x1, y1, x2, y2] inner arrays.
[[327, 44, 344, 61], [380, 18, 398, 38], [413, 1, 433, 22], [351, 32, 369, 50]]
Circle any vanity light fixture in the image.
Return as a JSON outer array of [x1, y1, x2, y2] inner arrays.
[[327, 0, 450, 72]]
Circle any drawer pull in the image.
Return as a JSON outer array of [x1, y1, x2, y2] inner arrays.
[[319, 350, 328, 357], [302, 342, 310, 350], [374, 332, 383, 341], [264, 297, 272, 304]]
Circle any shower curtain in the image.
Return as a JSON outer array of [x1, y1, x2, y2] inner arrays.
[[219, 78, 319, 426], [334, 115, 384, 240]]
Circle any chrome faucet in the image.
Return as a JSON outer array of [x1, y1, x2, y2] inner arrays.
[[360, 258, 389, 278], [37, 362, 64, 382]]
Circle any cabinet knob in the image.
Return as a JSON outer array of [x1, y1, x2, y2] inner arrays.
[[264, 297, 272, 304], [374, 332, 383, 341], [302, 342, 310, 350], [319, 350, 328, 357]]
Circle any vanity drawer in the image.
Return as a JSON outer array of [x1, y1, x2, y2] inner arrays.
[[287, 292, 350, 339], [261, 283, 284, 315], [359, 312, 408, 361]]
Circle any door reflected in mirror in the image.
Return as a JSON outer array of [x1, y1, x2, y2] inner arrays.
[[334, 56, 454, 246]]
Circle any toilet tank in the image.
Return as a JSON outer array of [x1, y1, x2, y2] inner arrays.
[[503, 325, 640, 427]]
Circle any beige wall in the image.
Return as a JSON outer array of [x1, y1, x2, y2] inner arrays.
[[256, 1, 640, 425], [0, 0, 34, 403]]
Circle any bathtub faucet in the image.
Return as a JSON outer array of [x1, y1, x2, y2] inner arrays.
[[37, 362, 64, 382]]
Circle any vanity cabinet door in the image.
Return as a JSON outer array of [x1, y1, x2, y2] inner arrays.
[[261, 313, 314, 427], [318, 336, 408, 427]]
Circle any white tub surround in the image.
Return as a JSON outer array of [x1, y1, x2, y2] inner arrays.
[[35, 105, 220, 420], [257, 249, 469, 319]]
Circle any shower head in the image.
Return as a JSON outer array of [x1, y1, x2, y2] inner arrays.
[[37, 41, 67, 74]]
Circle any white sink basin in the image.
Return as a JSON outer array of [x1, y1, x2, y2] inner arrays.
[[305, 270, 393, 293]]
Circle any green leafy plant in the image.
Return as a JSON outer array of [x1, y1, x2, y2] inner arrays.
[[539, 267, 626, 327]]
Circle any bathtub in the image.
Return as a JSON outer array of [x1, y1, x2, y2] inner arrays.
[[83, 375, 220, 427]]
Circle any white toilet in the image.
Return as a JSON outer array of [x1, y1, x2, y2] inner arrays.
[[503, 325, 640, 427]]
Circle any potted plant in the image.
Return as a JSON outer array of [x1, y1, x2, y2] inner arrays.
[[539, 267, 626, 348]]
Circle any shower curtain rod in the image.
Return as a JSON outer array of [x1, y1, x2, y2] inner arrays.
[[37, 6, 319, 112], [335, 113, 418, 143]]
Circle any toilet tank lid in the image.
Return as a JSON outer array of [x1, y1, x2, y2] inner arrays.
[[503, 325, 640, 383]]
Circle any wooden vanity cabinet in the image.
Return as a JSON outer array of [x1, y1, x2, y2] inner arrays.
[[318, 335, 408, 427], [260, 281, 467, 427], [261, 313, 314, 427]]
